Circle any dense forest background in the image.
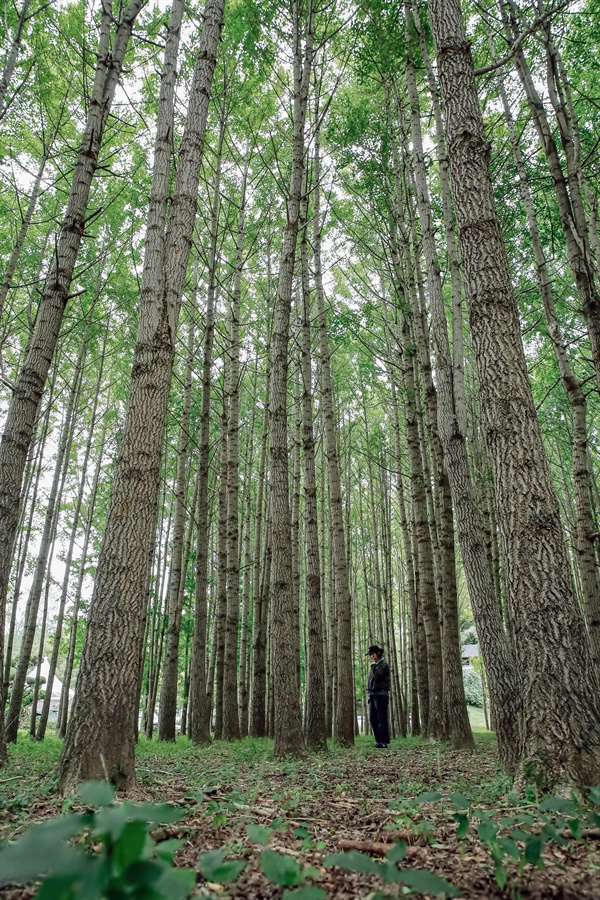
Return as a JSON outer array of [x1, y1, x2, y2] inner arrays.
[[0, 0, 599, 800]]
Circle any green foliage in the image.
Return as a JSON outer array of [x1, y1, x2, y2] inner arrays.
[[197, 847, 246, 884], [324, 848, 459, 895], [462, 667, 483, 708], [0, 781, 194, 899]]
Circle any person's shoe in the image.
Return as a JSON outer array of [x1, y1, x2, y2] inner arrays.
[[374, 742, 386, 748]]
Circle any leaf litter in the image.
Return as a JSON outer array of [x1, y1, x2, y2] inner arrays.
[[0, 734, 599, 898]]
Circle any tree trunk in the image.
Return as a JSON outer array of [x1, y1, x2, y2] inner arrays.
[[403, 15, 474, 748], [5, 332, 85, 743], [429, 0, 600, 788], [58, 0, 224, 792], [0, 0, 30, 119], [300, 188, 327, 750], [501, 0, 600, 393], [269, 0, 313, 757], [488, 28, 600, 672], [313, 126, 354, 747], [159, 314, 196, 740], [189, 116, 225, 745], [222, 156, 250, 740], [57, 422, 107, 738]]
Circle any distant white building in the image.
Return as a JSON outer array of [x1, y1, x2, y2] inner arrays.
[[26, 657, 73, 721], [461, 644, 480, 666]]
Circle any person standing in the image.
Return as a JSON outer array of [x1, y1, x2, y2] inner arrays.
[[367, 644, 390, 748]]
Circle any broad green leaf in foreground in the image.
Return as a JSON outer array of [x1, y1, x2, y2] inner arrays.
[[261, 849, 303, 886], [197, 848, 247, 884]]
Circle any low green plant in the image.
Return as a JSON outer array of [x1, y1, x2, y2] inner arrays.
[[0, 780, 195, 899], [324, 844, 460, 896]]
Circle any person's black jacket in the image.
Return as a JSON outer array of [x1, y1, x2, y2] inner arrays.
[[368, 657, 390, 693]]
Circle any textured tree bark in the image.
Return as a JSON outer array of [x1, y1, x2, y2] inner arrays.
[[159, 316, 196, 741], [58, 0, 224, 792], [222, 157, 249, 741], [488, 31, 600, 672], [214, 385, 229, 741], [0, 2, 145, 691], [269, 0, 312, 757], [429, 0, 600, 788], [314, 129, 354, 747], [250, 506, 272, 737], [403, 13, 474, 749], [189, 117, 225, 745], [300, 191, 327, 750], [249, 377, 271, 736]]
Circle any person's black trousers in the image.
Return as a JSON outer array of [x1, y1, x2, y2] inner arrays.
[[369, 691, 390, 745]]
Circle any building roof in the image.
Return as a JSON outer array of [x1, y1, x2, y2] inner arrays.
[[461, 644, 480, 658]]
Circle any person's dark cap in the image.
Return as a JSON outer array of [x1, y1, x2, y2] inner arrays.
[[366, 644, 384, 656]]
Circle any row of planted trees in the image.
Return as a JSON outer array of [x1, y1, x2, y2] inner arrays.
[[0, 0, 599, 792]]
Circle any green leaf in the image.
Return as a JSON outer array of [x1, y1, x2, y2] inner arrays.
[[524, 835, 544, 866], [0, 814, 88, 886], [248, 823, 273, 845], [155, 838, 185, 863], [495, 865, 507, 889], [497, 838, 520, 861], [154, 865, 196, 899], [588, 786, 600, 805], [282, 888, 327, 900], [539, 797, 577, 815], [114, 819, 151, 872], [385, 841, 407, 862], [261, 849, 303, 886], [454, 813, 469, 839], [448, 792, 470, 810], [415, 791, 442, 804], [78, 780, 116, 807], [324, 850, 381, 875], [477, 821, 498, 843], [198, 848, 246, 884], [397, 869, 460, 896]]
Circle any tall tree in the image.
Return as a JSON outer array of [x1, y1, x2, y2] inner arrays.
[[428, 0, 600, 788], [58, 0, 225, 791]]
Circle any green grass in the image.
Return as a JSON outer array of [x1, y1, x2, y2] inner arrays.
[[467, 704, 489, 731]]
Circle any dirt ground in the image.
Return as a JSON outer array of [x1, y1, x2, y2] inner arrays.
[[1, 733, 599, 898]]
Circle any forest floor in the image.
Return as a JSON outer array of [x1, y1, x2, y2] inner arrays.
[[1, 721, 599, 899]]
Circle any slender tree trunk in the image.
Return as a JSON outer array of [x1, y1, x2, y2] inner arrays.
[[313, 125, 354, 746], [501, 0, 600, 393], [5, 333, 85, 743], [2, 384, 53, 720], [0, 0, 30, 119], [249, 268, 272, 737], [429, 0, 600, 787], [214, 382, 229, 741], [222, 157, 249, 740], [300, 189, 327, 750], [269, 0, 313, 757], [59, 0, 224, 791], [159, 315, 196, 740], [189, 117, 225, 745], [57, 422, 107, 737]]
